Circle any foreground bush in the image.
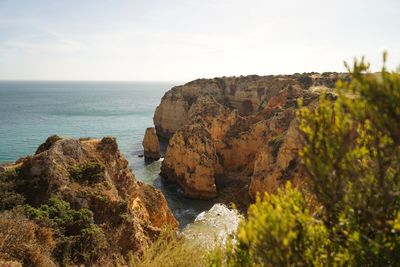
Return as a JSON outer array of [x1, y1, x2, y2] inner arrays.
[[297, 54, 400, 265], [208, 184, 327, 266], [209, 55, 400, 266]]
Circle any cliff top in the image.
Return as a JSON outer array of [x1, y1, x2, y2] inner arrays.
[[0, 135, 177, 266]]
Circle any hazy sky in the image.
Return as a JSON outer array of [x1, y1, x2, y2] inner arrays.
[[0, 0, 399, 81]]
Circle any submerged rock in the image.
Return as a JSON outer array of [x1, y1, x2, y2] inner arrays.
[[155, 73, 346, 201], [142, 127, 161, 160]]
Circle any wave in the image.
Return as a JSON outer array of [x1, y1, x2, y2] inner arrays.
[[181, 204, 243, 249]]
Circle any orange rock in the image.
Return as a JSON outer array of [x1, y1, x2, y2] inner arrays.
[[142, 127, 160, 160], [156, 73, 347, 202], [161, 121, 219, 199]]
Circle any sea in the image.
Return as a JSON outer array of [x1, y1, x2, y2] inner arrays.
[[0, 81, 213, 228]]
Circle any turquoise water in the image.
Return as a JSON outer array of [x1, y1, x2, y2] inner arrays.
[[0, 81, 212, 227]]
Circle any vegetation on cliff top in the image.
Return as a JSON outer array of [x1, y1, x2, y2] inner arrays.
[[25, 197, 107, 265], [69, 162, 106, 184], [0, 169, 108, 266]]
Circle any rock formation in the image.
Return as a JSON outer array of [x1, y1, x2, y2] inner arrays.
[[142, 127, 161, 160], [0, 135, 177, 266], [155, 73, 346, 203], [161, 119, 220, 199]]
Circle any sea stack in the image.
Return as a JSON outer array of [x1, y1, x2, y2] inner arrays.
[[143, 127, 161, 160]]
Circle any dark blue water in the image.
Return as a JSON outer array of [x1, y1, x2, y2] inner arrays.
[[0, 81, 212, 227]]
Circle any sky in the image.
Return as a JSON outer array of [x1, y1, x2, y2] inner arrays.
[[0, 0, 399, 81]]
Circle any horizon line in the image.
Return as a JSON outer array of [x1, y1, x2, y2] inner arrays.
[[0, 71, 352, 84], [0, 79, 184, 83]]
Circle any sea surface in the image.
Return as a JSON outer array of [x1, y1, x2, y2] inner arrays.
[[0, 81, 213, 227]]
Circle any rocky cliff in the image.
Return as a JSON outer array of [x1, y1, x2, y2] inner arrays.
[[155, 73, 346, 204], [0, 136, 177, 266]]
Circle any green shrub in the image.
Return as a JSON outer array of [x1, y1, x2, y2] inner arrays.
[[76, 225, 107, 263], [69, 162, 106, 184], [0, 169, 25, 210], [208, 183, 328, 266], [25, 196, 107, 265], [297, 73, 313, 89], [268, 132, 285, 158], [297, 54, 400, 266]]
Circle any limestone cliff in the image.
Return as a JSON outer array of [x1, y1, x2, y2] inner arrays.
[[0, 136, 177, 266], [154, 73, 341, 139], [156, 73, 346, 203]]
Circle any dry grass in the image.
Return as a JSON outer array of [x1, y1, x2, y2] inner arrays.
[[0, 210, 56, 267], [128, 227, 206, 267]]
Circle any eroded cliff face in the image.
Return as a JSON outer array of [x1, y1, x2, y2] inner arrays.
[[0, 136, 177, 265], [161, 117, 221, 199], [156, 73, 345, 203], [154, 74, 341, 139]]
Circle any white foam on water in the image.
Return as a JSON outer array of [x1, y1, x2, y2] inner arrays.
[[181, 203, 243, 250]]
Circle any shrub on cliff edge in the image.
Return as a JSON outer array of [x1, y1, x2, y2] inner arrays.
[[0, 169, 25, 210], [297, 53, 400, 265], [25, 197, 107, 265]]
